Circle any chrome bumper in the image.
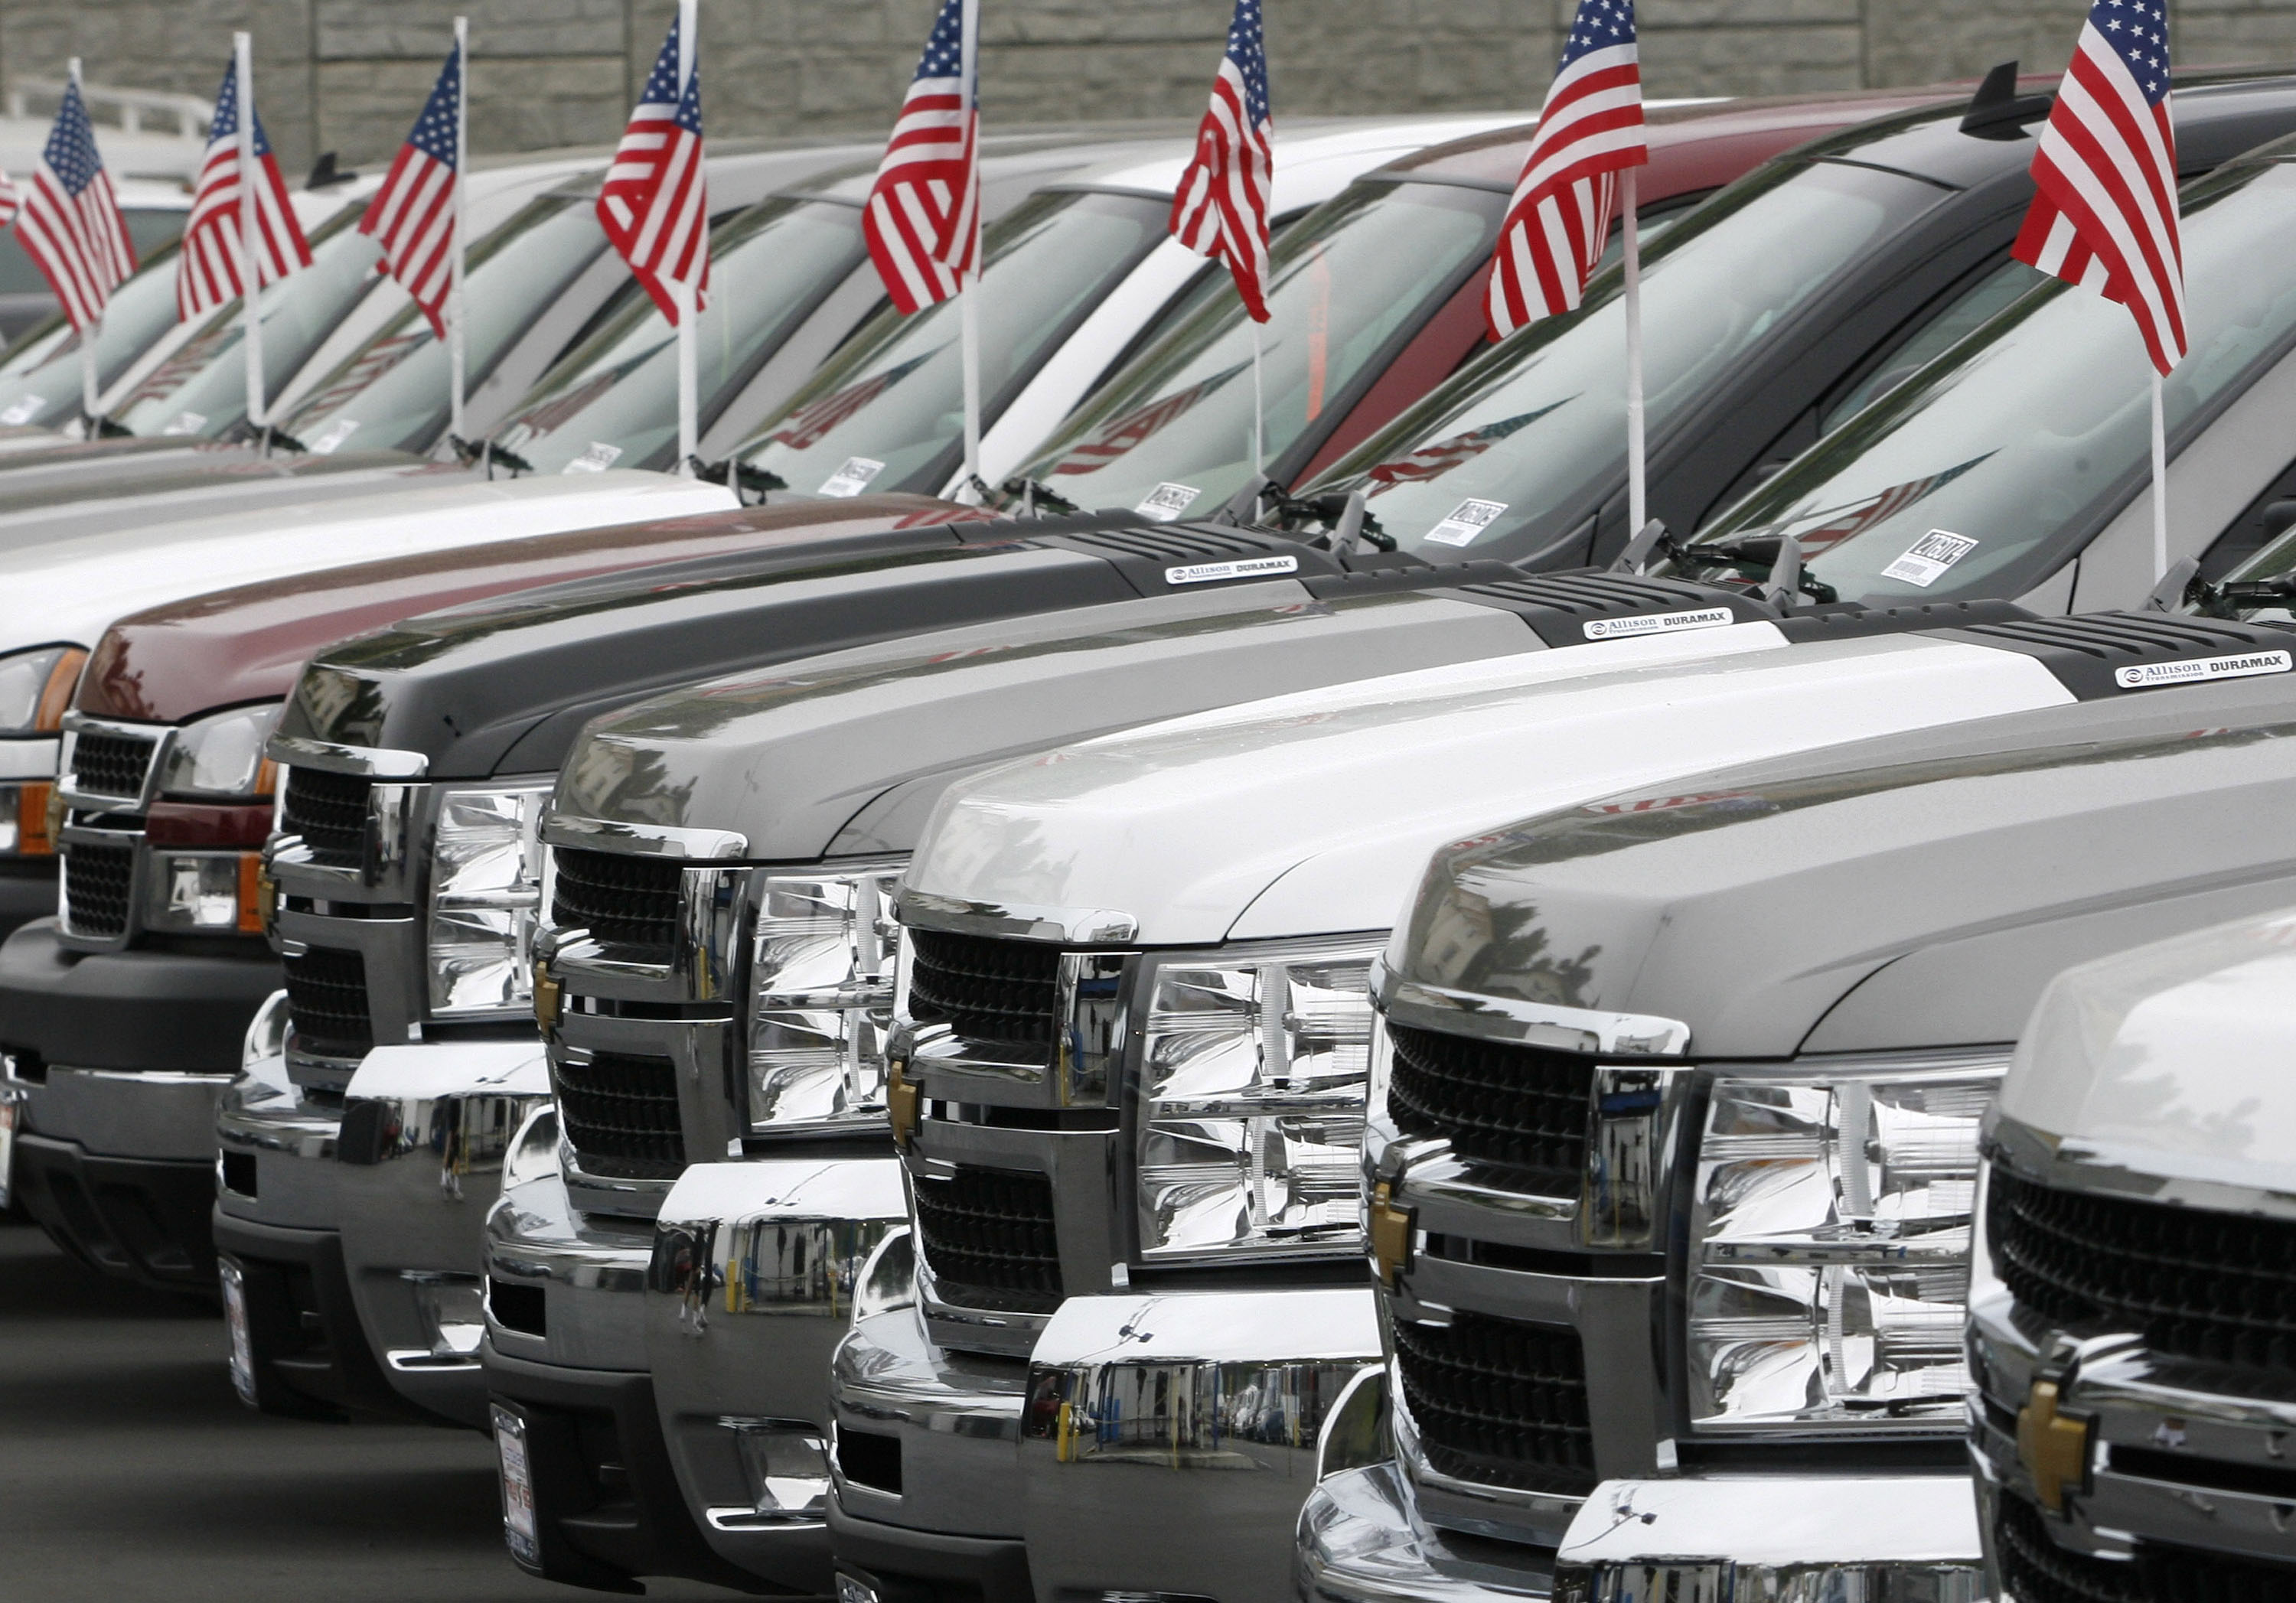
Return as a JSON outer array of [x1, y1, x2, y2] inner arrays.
[[217, 1038, 548, 1425], [13, 1057, 232, 1162], [646, 1157, 905, 1591], [833, 1283, 1382, 1603], [1297, 1468, 1984, 1603], [483, 1163, 654, 1373]]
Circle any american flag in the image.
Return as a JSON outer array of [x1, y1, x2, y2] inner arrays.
[[1171, 0, 1274, 322], [0, 173, 17, 230], [2014, 0, 2183, 373], [358, 42, 462, 337], [178, 59, 312, 321], [1782, 454, 1995, 557], [1365, 402, 1567, 488], [765, 353, 933, 451], [1487, 0, 1647, 340], [1049, 361, 1250, 476], [15, 77, 136, 332], [600, 8, 709, 324], [866, 0, 980, 315]]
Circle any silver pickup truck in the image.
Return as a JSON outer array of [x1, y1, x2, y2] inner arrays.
[[1969, 908, 2296, 1598], [1301, 673, 2296, 1601]]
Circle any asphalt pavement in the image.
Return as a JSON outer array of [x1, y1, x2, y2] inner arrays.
[[0, 1221, 738, 1600]]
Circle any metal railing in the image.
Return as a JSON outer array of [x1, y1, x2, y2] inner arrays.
[[6, 77, 210, 142]]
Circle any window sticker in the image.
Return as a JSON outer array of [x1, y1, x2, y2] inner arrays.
[[1136, 482, 1201, 522], [1584, 608, 1736, 641], [1881, 529, 1978, 587], [0, 395, 43, 425], [818, 455, 885, 497], [308, 418, 360, 455], [2115, 650, 2291, 691], [161, 411, 207, 436], [563, 441, 624, 474], [1165, 555, 1300, 586], [1423, 498, 1507, 547]]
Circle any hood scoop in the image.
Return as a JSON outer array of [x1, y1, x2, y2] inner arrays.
[[1939, 611, 2296, 699]]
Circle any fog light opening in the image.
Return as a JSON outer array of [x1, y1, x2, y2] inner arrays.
[[721, 1416, 831, 1520]]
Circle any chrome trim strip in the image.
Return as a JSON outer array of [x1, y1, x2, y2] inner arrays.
[[1990, 1106, 2296, 1224], [895, 888, 1136, 945], [1374, 960, 1691, 1056], [542, 813, 747, 860], [0, 737, 60, 780], [266, 734, 428, 778]]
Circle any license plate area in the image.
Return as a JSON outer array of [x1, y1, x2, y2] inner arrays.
[[493, 1402, 543, 1571]]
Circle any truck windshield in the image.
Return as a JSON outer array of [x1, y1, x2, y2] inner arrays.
[[1681, 158, 2296, 605], [1310, 158, 1950, 562], [735, 187, 1169, 500], [1003, 178, 1504, 523], [113, 204, 383, 440], [487, 194, 869, 476], [0, 239, 191, 430], [282, 193, 610, 457]]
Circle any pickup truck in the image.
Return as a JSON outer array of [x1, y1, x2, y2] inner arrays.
[[1300, 670, 2296, 1601], [1968, 910, 2296, 1598]]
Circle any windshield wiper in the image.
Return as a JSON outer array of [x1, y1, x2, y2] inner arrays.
[[1227, 476, 1396, 550], [1000, 475, 1080, 517], [1672, 530, 1839, 605], [447, 435, 533, 477], [692, 455, 786, 504]]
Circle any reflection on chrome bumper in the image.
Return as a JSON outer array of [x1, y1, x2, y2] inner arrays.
[[647, 1156, 905, 1591], [484, 1165, 654, 1371], [1296, 1468, 1983, 1603]]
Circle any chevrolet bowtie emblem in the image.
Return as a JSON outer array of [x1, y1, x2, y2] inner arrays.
[[2017, 1377, 2093, 1513], [1369, 1181, 1414, 1287], [887, 1058, 919, 1150], [532, 960, 562, 1032]]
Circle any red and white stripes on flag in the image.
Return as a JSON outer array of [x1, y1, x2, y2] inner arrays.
[[866, 0, 980, 315], [358, 41, 463, 337], [178, 58, 313, 321], [1487, 0, 1646, 340], [1171, 0, 1274, 321], [2014, 0, 2183, 373], [16, 76, 136, 333], [599, 6, 709, 324], [0, 173, 18, 230]]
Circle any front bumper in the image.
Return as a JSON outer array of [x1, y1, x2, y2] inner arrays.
[[214, 1039, 546, 1425], [647, 1156, 905, 1594], [0, 916, 278, 1074], [8, 1131, 215, 1291], [1296, 1467, 1985, 1603], [830, 1284, 1382, 1603], [484, 1165, 748, 1592]]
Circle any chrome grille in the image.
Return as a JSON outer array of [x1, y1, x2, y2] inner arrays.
[[280, 767, 371, 868], [905, 928, 1062, 1055], [69, 730, 156, 799], [1989, 1165, 2296, 1372], [1994, 1488, 2296, 1603], [1394, 1310, 1595, 1495], [1387, 1021, 1593, 1188], [61, 840, 134, 937], [550, 848, 683, 956], [913, 1164, 1062, 1313], [281, 948, 375, 1061], [553, 1050, 683, 1179]]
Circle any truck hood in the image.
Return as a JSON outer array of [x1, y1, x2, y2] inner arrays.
[[1998, 906, 2296, 1200], [79, 495, 971, 724], [905, 631, 2074, 946], [556, 586, 1538, 860], [1390, 676, 2296, 1061], [0, 449, 439, 553], [8, 468, 735, 656]]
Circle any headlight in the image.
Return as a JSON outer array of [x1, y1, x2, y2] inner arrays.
[[156, 704, 280, 800], [0, 645, 84, 738], [1684, 1054, 2004, 1436], [745, 862, 906, 1135], [428, 784, 552, 1016], [1134, 937, 1382, 1264]]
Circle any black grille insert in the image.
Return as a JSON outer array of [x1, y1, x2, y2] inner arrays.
[[1394, 1310, 1594, 1495], [550, 848, 685, 956], [913, 1165, 1062, 1313], [553, 1050, 683, 1179], [905, 928, 1062, 1055], [281, 767, 372, 869], [1995, 1487, 2296, 1603], [70, 730, 156, 798], [62, 840, 134, 938], [1990, 1165, 2296, 1372], [282, 948, 374, 1061], [1387, 1022, 1594, 1188]]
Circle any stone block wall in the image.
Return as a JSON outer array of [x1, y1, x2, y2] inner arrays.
[[1, 0, 2291, 179]]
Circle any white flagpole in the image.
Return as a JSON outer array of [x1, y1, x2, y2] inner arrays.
[[70, 58, 99, 430], [2151, 366, 2169, 582], [449, 16, 468, 444], [1251, 318, 1264, 474], [673, 0, 699, 475], [1622, 168, 1646, 539], [957, 0, 983, 494], [234, 32, 266, 436]]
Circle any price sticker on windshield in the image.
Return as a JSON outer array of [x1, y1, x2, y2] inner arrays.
[[818, 456, 885, 497], [1881, 529, 1977, 588], [308, 418, 360, 455], [1136, 482, 1201, 522], [563, 441, 624, 474], [0, 395, 42, 426], [1424, 498, 1506, 547]]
